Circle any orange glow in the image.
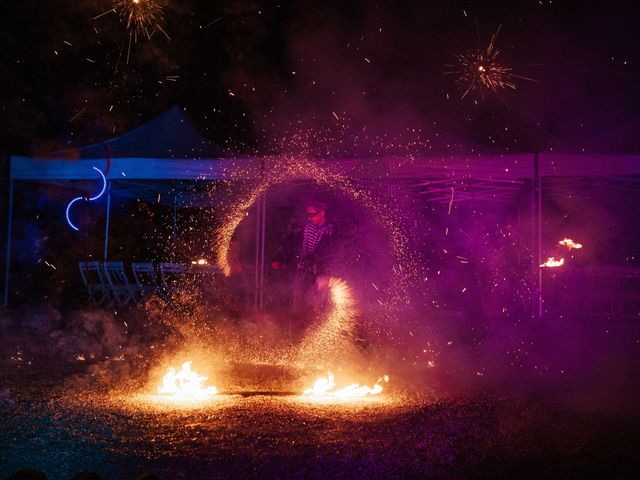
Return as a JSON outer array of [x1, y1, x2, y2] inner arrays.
[[540, 257, 565, 268], [328, 277, 351, 307], [157, 361, 218, 400], [303, 372, 389, 399], [558, 238, 583, 250]]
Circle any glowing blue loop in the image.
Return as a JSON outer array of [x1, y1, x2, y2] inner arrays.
[[65, 166, 107, 231], [89, 166, 107, 201], [65, 197, 83, 231]]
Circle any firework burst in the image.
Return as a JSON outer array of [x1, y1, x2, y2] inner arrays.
[[113, 0, 168, 41], [445, 26, 533, 99], [94, 0, 170, 64]]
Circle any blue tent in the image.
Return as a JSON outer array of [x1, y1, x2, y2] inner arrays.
[[5, 107, 261, 305], [10, 106, 259, 182]]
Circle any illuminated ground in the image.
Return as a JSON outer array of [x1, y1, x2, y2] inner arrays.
[[1, 367, 639, 480]]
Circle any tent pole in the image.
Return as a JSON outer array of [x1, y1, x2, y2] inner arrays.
[[104, 180, 111, 262], [172, 192, 177, 240], [532, 152, 542, 321], [259, 191, 267, 310], [537, 153, 543, 321], [3, 178, 14, 306], [254, 195, 261, 309]]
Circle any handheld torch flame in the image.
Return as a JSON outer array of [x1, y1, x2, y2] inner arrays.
[[157, 361, 218, 400], [328, 277, 352, 307], [303, 372, 389, 399]]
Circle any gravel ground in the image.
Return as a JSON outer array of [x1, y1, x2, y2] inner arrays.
[[1, 367, 639, 480]]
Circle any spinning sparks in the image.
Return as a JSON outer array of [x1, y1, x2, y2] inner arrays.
[[445, 25, 532, 99], [303, 372, 389, 399], [157, 361, 218, 400], [214, 155, 415, 308], [296, 277, 358, 364]]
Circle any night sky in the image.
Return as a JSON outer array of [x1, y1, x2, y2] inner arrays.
[[1, 0, 639, 158]]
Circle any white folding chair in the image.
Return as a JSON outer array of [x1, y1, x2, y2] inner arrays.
[[159, 262, 186, 298], [131, 262, 159, 300], [103, 261, 137, 306], [79, 261, 111, 306]]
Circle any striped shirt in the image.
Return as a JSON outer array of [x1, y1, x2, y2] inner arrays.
[[301, 222, 333, 259]]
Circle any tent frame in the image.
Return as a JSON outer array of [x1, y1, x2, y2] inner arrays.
[[5, 152, 640, 313]]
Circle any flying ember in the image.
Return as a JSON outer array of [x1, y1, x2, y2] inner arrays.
[[303, 372, 389, 399], [157, 361, 218, 400]]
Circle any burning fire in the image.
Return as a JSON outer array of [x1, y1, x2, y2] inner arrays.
[[157, 361, 218, 400], [558, 238, 582, 250], [303, 372, 389, 399], [540, 257, 565, 268], [540, 237, 584, 268], [191, 258, 209, 265]]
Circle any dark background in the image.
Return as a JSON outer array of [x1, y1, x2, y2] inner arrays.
[[1, 0, 639, 306], [0, 0, 639, 157]]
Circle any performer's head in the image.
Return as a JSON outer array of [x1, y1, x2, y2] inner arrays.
[[305, 198, 327, 226]]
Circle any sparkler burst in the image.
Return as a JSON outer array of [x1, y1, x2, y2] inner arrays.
[[445, 26, 532, 99]]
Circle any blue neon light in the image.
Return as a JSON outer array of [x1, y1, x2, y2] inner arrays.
[[65, 197, 83, 231], [89, 167, 107, 201], [65, 167, 107, 231]]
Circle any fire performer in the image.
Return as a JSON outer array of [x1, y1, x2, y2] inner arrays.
[[271, 198, 337, 328]]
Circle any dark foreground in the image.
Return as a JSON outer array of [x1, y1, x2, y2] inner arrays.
[[1, 368, 639, 480]]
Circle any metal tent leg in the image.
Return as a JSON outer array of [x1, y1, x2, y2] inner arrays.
[[3, 179, 14, 306], [104, 181, 111, 261], [532, 153, 542, 320]]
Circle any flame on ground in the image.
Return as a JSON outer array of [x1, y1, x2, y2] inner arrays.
[[157, 361, 218, 400], [303, 372, 389, 399]]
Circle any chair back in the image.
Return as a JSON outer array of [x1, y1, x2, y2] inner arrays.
[[132, 262, 158, 288], [159, 262, 186, 285], [78, 261, 110, 305], [103, 261, 137, 306], [79, 261, 107, 286], [103, 261, 131, 287]]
